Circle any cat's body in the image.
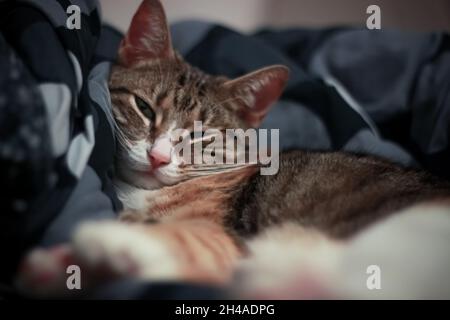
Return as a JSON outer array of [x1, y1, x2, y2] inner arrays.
[[117, 149, 450, 242], [227, 150, 450, 239], [18, 0, 450, 298], [97, 146, 450, 288]]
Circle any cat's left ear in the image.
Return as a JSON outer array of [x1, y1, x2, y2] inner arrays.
[[118, 0, 174, 67], [223, 65, 289, 127]]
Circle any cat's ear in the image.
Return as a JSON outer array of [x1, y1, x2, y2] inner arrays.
[[118, 0, 174, 67], [223, 65, 289, 127]]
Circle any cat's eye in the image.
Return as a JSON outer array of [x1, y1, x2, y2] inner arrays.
[[134, 96, 155, 122]]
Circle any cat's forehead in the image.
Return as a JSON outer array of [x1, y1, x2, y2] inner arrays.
[[109, 59, 243, 130], [111, 60, 222, 94]]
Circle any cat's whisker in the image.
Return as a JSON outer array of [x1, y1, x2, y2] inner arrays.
[[189, 163, 252, 169], [107, 108, 133, 150], [184, 165, 253, 177], [113, 124, 132, 149], [184, 164, 255, 175]]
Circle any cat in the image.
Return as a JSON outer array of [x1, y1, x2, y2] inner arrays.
[[17, 0, 450, 298]]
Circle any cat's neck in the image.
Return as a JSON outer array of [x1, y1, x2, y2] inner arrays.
[[114, 165, 259, 213], [114, 179, 161, 211]]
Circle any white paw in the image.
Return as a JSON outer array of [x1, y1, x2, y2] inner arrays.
[[73, 221, 181, 280]]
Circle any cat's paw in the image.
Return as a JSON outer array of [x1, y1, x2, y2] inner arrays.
[[17, 221, 181, 297], [16, 244, 78, 297], [72, 221, 181, 280]]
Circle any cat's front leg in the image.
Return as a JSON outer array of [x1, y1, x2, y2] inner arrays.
[[16, 220, 181, 297], [17, 218, 240, 297]]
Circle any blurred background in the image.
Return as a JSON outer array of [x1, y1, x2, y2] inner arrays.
[[100, 0, 450, 33]]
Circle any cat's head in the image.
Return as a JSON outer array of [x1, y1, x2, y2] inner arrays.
[[109, 0, 289, 189]]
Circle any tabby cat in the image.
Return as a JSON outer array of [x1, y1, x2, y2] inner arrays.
[[18, 0, 450, 297]]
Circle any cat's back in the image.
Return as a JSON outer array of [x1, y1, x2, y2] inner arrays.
[[229, 150, 450, 238]]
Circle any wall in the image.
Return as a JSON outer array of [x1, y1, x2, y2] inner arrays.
[[99, 0, 450, 33]]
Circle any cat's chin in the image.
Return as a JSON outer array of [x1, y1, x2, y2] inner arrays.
[[136, 172, 167, 190], [118, 167, 181, 190]]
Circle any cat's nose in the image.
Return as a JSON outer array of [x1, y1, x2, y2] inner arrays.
[[149, 150, 170, 169]]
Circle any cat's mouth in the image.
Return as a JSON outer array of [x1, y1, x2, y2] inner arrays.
[[130, 166, 181, 189], [116, 165, 169, 190]]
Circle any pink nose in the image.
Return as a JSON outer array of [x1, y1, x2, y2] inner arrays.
[[149, 150, 170, 169]]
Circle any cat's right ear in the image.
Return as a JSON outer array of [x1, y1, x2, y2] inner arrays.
[[222, 65, 289, 128], [118, 0, 174, 67]]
